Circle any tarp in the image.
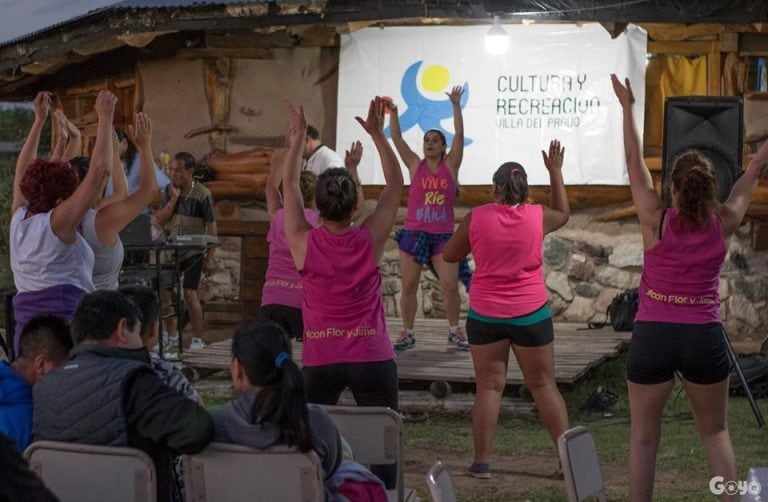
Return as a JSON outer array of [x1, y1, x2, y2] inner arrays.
[[338, 23, 647, 185]]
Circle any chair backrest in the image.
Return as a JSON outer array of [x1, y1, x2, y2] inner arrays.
[[24, 440, 156, 502], [321, 405, 405, 502], [426, 461, 457, 502], [557, 426, 607, 502], [182, 442, 324, 502]]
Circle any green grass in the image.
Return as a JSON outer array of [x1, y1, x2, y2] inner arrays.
[[403, 353, 768, 501]]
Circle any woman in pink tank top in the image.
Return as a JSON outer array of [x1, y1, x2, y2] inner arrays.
[[388, 86, 470, 351], [280, 97, 404, 488], [613, 75, 768, 501], [444, 141, 571, 479]]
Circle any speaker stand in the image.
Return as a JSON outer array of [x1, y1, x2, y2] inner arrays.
[[723, 327, 765, 428]]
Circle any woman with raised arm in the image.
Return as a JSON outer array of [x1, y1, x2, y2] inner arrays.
[[281, 96, 403, 488], [443, 140, 570, 479], [611, 74, 768, 502], [388, 86, 469, 351], [10, 91, 116, 353], [78, 112, 157, 290]]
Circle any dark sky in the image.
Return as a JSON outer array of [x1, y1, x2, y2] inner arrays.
[[0, 0, 119, 45]]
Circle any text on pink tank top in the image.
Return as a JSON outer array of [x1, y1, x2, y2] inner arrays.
[[261, 208, 319, 309], [300, 226, 394, 366], [404, 159, 456, 234], [469, 203, 548, 317], [636, 208, 725, 324]]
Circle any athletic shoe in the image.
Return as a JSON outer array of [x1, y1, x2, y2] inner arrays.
[[393, 330, 415, 350], [467, 462, 491, 479], [188, 337, 207, 351], [448, 328, 470, 351]]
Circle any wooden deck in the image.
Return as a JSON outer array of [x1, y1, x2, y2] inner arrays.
[[183, 319, 630, 386]]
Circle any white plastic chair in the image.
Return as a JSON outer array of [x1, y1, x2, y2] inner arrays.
[[321, 405, 413, 502], [557, 426, 607, 502], [182, 442, 324, 502], [426, 461, 457, 502], [24, 440, 156, 502]]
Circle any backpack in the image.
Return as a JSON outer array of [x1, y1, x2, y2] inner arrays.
[[607, 288, 639, 331]]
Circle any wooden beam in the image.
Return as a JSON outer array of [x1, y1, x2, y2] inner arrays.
[[648, 40, 717, 55], [708, 42, 722, 95], [739, 32, 768, 56], [177, 48, 273, 60], [217, 219, 269, 236]]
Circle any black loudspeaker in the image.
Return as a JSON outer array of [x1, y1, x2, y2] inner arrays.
[[662, 96, 743, 205]]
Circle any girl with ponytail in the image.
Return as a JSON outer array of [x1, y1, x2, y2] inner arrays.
[[213, 319, 342, 479], [612, 74, 768, 501], [443, 140, 570, 479]]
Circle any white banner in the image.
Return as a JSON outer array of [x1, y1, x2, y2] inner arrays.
[[337, 23, 647, 185]]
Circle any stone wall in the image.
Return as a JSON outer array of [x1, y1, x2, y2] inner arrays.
[[379, 209, 768, 342]]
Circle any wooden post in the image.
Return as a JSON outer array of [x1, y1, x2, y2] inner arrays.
[[203, 58, 234, 153]]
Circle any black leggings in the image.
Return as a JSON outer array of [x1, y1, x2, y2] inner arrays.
[[302, 360, 398, 488]]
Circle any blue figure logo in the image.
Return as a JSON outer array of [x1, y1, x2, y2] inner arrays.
[[385, 60, 473, 146]]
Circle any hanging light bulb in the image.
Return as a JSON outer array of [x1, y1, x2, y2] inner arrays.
[[484, 15, 509, 55]]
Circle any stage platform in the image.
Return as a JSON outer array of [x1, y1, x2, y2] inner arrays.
[[183, 319, 630, 388]]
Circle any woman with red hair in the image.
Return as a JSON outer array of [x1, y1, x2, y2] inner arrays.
[[9, 91, 116, 353]]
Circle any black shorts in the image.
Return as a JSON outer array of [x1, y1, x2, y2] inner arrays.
[[627, 321, 730, 385], [257, 304, 304, 340], [180, 255, 204, 290], [466, 317, 554, 347]]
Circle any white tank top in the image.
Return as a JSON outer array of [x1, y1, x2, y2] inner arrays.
[[80, 209, 124, 291], [10, 207, 95, 293]]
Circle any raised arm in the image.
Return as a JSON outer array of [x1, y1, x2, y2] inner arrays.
[[443, 212, 472, 263], [541, 140, 570, 233], [49, 111, 67, 162], [96, 131, 129, 209], [11, 92, 51, 213], [344, 140, 365, 220], [444, 85, 465, 178], [52, 109, 83, 162], [387, 102, 421, 175], [611, 74, 664, 245], [719, 139, 768, 237], [281, 98, 313, 270], [50, 91, 115, 244], [360, 97, 405, 262], [95, 112, 158, 245], [265, 146, 285, 220]]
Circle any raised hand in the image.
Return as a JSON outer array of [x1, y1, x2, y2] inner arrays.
[[446, 85, 464, 105], [95, 90, 118, 119], [128, 112, 152, 150], [52, 109, 69, 141], [33, 92, 52, 122], [345, 141, 363, 171], [355, 97, 386, 137], [283, 97, 307, 149], [542, 139, 565, 173], [610, 74, 635, 109]]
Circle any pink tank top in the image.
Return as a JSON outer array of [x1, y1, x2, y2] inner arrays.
[[469, 203, 548, 317], [404, 159, 456, 234], [261, 208, 319, 309], [636, 208, 725, 324], [300, 226, 394, 366]]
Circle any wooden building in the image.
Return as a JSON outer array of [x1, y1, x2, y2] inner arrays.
[[2, 0, 768, 318]]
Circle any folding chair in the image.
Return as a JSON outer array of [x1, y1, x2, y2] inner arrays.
[[183, 442, 324, 502], [426, 461, 457, 502], [23, 441, 156, 502], [321, 405, 413, 502], [557, 426, 607, 502]]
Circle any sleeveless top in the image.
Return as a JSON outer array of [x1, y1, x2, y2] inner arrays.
[[262, 208, 319, 309], [10, 207, 94, 293], [80, 209, 124, 291], [636, 208, 725, 324], [403, 159, 456, 234], [300, 226, 394, 366], [468, 203, 548, 317]]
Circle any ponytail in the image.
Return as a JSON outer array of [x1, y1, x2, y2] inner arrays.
[[492, 162, 529, 205], [669, 150, 718, 230], [231, 320, 313, 451]]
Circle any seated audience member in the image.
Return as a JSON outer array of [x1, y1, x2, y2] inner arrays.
[[0, 432, 58, 502], [0, 313, 72, 452], [32, 291, 213, 502], [213, 319, 342, 479], [120, 285, 200, 403]]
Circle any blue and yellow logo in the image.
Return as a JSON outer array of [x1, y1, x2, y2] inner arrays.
[[385, 61, 473, 146]]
